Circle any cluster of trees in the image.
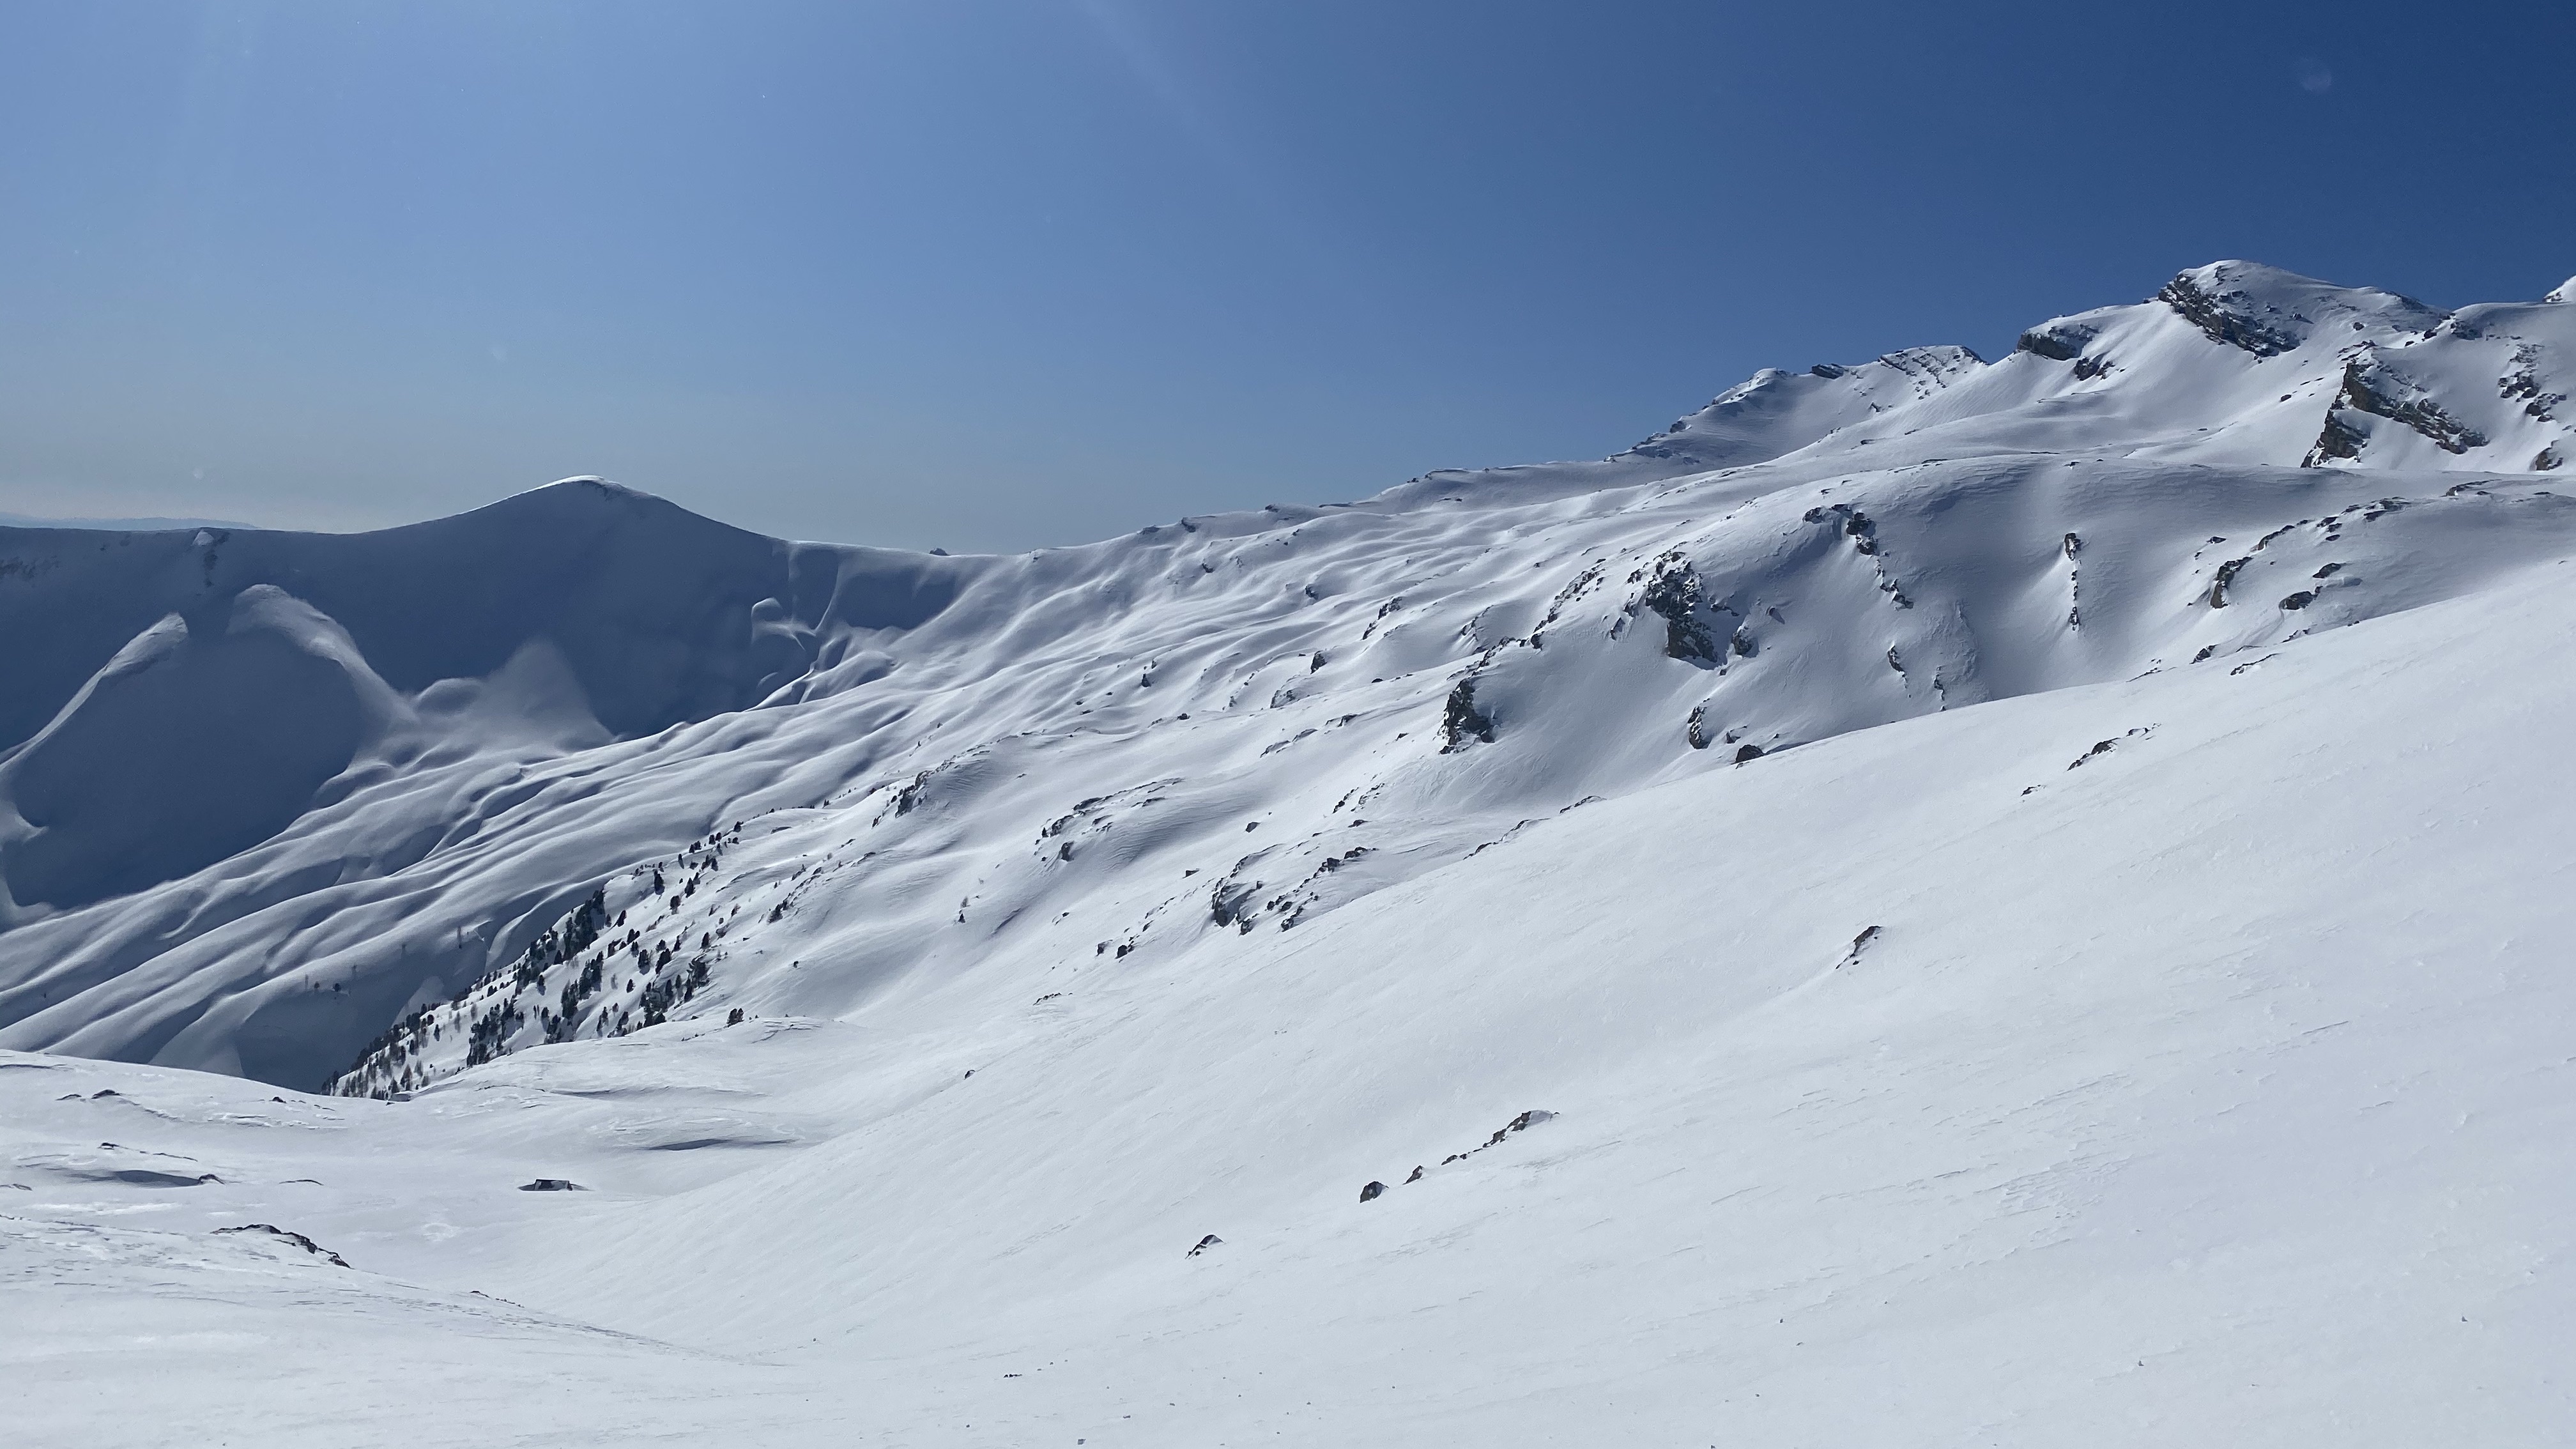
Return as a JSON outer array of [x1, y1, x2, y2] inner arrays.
[[510, 887, 610, 992], [327, 830, 753, 1094], [547, 955, 608, 1043], [335, 1002, 442, 1095], [463, 996, 527, 1068], [635, 957, 712, 1031]]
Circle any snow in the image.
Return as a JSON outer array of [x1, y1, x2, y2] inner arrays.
[[5, 261, 2576, 1443]]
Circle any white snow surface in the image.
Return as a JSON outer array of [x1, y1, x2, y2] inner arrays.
[[5, 261, 2575, 1444]]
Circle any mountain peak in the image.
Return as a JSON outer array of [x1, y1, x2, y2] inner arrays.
[[488, 475, 670, 516], [1619, 346, 1984, 471], [2156, 261, 2448, 356]]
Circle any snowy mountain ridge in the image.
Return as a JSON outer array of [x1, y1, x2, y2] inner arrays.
[[8, 258, 2576, 1446], [3, 261, 2574, 1100]]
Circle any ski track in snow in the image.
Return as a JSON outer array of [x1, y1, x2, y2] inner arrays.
[[3, 261, 2575, 1444]]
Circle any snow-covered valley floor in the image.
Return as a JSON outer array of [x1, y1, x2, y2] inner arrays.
[[6, 262, 2575, 1444]]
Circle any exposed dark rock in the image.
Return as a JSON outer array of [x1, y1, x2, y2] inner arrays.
[[1419, 1109, 1557, 1179], [518, 1178, 584, 1192], [1638, 553, 1717, 663], [1440, 677, 1496, 751], [2014, 322, 2096, 362], [1733, 743, 1764, 763], [2158, 272, 2303, 356], [892, 769, 933, 815], [2499, 356, 2563, 421], [1209, 878, 1261, 929], [215, 1223, 350, 1268], [1843, 926, 1883, 965], [2280, 591, 2317, 610], [1358, 1181, 1386, 1203], [2207, 557, 2251, 608], [1187, 1234, 1222, 1257], [2307, 356, 2488, 464], [2304, 410, 2370, 466]]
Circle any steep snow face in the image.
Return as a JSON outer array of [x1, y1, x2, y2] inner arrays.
[[0, 480, 970, 917], [1, 588, 392, 911], [0, 477, 971, 761], [3, 261, 2574, 1101]]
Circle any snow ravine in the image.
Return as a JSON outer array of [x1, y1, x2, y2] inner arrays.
[[5, 261, 2575, 1446]]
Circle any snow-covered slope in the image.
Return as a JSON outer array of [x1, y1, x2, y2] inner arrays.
[[11, 561, 2576, 1446], [7, 260, 2576, 1444], [7, 262, 2574, 1097]]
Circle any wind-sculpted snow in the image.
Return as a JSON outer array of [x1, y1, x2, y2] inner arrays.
[[12, 557, 2576, 1446], [4, 263, 2576, 1100], [9, 258, 2576, 1445], [0, 479, 963, 753]]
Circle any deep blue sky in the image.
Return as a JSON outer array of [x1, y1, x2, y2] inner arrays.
[[2, 2, 2569, 550]]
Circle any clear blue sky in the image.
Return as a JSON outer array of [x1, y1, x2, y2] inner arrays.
[[2, 1, 2569, 551]]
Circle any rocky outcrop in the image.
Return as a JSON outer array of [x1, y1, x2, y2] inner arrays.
[[2159, 271, 2306, 356], [2305, 353, 2490, 465], [2014, 320, 2099, 362], [1441, 677, 1496, 751]]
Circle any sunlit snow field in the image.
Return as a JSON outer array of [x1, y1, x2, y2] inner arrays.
[[6, 263, 2574, 1445]]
